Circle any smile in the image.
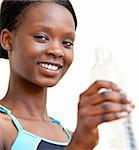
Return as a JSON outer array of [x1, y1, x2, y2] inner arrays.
[[38, 62, 61, 71]]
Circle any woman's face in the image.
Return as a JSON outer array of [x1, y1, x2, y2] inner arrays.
[[9, 3, 75, 87]]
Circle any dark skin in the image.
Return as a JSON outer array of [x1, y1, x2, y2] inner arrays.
[[0, 3, 75, 149], [0, 2, 134, 150], [66, 81, 134, 150]]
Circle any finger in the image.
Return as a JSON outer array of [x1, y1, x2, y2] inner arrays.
[[99, 111, 129, 124], [79, 91, 130, 109], [99, 91, 130, 104], [86, 111, 129, 128], [79, 102, 133, 116], [98, 92, 135, 108], [83, 80, 122, 96]]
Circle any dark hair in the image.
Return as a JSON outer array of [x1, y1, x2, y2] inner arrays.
[[0, 0, 77, 59]]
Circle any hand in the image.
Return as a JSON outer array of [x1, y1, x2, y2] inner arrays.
[[67, 80, 134, 150]]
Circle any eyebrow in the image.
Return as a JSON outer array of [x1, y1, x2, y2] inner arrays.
[[64, 32, 75, 40], [33, 24, 75, 38]]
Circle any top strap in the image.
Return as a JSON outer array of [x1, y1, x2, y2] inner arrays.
[[0, 104, 23, 131], [49, 116, 71, 141], [0, 104, 71, 141]]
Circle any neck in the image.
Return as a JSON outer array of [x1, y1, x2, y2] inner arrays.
[[2, 74, 49, 121]]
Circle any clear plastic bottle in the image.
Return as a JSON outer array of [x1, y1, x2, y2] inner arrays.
[[90, 47, 137, 150]]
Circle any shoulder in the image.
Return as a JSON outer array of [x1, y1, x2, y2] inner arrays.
[[0, 112, 17, 149], [0, 112, 8, 149], [0, 111, 12, 129], [0, 103, 15, 131]]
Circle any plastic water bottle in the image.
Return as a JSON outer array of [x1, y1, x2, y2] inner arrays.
[[90, 47, 137, 150]]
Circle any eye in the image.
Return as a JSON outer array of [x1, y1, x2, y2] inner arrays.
[[34, 34, 49, 43], [62, 40, 73, 49]]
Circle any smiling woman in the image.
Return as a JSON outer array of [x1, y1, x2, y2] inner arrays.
[[0, 1, 77, 149], [0, 0, 136, 150], [0, 1, 76, 87]]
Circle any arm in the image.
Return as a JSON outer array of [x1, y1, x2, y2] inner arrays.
[[66, 80, 134, 150], [0, 117, 5, 150], [0, 137, 4, 150]]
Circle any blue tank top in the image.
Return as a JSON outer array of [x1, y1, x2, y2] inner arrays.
[[0, 104, 71, 150]]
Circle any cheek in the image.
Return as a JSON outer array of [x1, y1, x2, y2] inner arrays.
[[11, 40, 38, 74], [14, 44, 42, 67], [65, 50, 74, 66], [13, 35, 43, 60]]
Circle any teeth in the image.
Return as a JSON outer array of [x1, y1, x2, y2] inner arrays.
[[42, 63, 46, 68], [39, 63, 59, 71], [47, 64, 53, 70], [52, 65, 58, 70], [44, 63, 48, 68]]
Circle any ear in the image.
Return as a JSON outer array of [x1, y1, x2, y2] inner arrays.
[[0, 29, 13, 51]]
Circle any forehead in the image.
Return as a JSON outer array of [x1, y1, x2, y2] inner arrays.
[[16, 2, 75, 33]]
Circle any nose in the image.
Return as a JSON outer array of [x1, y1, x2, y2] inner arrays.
[[45, 41, 64, 58]]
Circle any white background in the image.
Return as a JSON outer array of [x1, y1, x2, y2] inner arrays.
[[0, 0, 139, 148]]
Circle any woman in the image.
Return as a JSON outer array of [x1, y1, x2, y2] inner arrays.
[[0, 0, 134, 149]]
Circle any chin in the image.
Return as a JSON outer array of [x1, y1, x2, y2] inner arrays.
[[37, 79, 60, 88], [34, 73, 65, 88], [45, 82, 58, 87]]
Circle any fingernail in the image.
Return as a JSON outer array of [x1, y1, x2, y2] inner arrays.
[[127, 105, 132, 112], [127, 97, 134, 102], [119, 112, 128, 117]]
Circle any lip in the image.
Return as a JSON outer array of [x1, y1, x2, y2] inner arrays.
[[37, 61, 63, 68], [37, 61, 63, 77]]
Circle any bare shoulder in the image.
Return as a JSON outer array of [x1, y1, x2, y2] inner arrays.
[[0, 112, 17, 149], [0, 112, 12, 134], [0, 111, 12, 129], [0, 112, 9, 149]]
